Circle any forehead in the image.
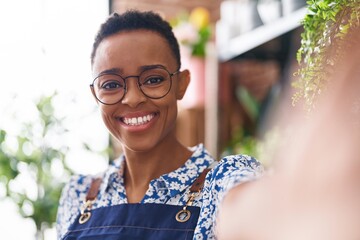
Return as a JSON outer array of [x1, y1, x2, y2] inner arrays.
[[92, 30, 177, 75]]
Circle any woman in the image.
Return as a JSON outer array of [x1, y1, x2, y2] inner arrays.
[[56, 10, 262, 240]]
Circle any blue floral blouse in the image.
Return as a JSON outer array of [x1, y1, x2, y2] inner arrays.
[[56, 144, 263, 239]]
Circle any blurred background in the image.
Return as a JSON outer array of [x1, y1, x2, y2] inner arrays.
[[0, 0, 308, 239]]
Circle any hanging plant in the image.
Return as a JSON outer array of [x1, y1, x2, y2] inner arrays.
[[292, 0, 360, 112]]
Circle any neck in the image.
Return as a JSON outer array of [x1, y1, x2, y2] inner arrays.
[[123, 136, 192, 203]]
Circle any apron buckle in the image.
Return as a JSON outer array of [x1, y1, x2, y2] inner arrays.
[[175, 191, 199, 223], [175, 169, 211, 223], [79, 199, 94, 224], [79, 212, 92, 224], [175, 207, 191, 222]]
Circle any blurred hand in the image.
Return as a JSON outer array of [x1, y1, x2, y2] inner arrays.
[[217, 31, 360, 240]]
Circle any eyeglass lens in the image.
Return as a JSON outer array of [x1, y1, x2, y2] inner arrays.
[[92, 68, 172, 105]]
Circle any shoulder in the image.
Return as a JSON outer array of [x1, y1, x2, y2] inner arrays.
[[213, 154, 263, 177], [56, 174, 99, 238], [205, 154, 263, 194], [195, 155, 263, 238], [60, 174, 96, 201], [58, 156, 124, 205], [57, 173, 94, 211]]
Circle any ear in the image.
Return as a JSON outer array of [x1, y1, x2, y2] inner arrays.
[[176, 69, 190, 100]]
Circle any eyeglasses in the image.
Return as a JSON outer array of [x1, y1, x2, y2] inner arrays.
[[90, 67, 179, 105]]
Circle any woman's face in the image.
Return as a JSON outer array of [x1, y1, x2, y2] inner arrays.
[[92, 30, 189, 152]]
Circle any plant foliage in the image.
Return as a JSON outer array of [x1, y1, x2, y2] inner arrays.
[[0, 94, 74, 238], [293, 0, 360, 111]]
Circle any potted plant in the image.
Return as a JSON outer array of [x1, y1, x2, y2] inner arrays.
[[171, 7, 212, 108]]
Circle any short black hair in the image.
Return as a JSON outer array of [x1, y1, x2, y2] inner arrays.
[[91, 10, 181, 68]]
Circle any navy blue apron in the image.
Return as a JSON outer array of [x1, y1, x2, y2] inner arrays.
[[62, 169, 210, 240]]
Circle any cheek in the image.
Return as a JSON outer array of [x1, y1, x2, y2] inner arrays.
[[162, 96, 179, 123], [99, 106, 116, 130], [99, 105, 113, 118], [160, 92, 178, 110]]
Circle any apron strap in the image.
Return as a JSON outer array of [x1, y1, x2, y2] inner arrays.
[[175, 167, 212, 223], [81, 167, 213, 224], [86, 167, 212, 201], [189, 168, 211, 192], [86, 177, 102, 201]]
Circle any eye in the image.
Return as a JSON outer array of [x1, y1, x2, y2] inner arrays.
[[143, 76, 165, 86], [102, 81, 123, 90]]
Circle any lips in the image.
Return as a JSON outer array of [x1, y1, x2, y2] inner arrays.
[[120, 113, 156, 126]]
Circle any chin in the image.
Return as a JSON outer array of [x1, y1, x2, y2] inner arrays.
[[122, 139, 159, 153]]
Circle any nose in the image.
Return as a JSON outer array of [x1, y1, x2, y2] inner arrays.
[[121, 77, 147, 108]]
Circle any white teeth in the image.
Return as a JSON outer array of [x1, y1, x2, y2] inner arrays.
[[122, 114, 155, 126], [137, 117, 142, 123]]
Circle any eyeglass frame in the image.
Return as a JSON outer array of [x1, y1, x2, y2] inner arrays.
[[90, 66, 180, 105]]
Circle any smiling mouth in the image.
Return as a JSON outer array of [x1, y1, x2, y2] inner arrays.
[[121, 113, 156, 126]]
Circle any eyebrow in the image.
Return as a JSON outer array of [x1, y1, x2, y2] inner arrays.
[[98, 64, 167, 76], [99, 68, 122, 75], [140, 64, 166, 71]]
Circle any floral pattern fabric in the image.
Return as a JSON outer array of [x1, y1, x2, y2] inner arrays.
[[56, 144, 263, 239]]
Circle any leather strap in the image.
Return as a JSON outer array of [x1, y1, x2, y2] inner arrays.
[[85, 178, 102, 201], [189, 168, 211, 192], [85, 168, 211, 201]]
